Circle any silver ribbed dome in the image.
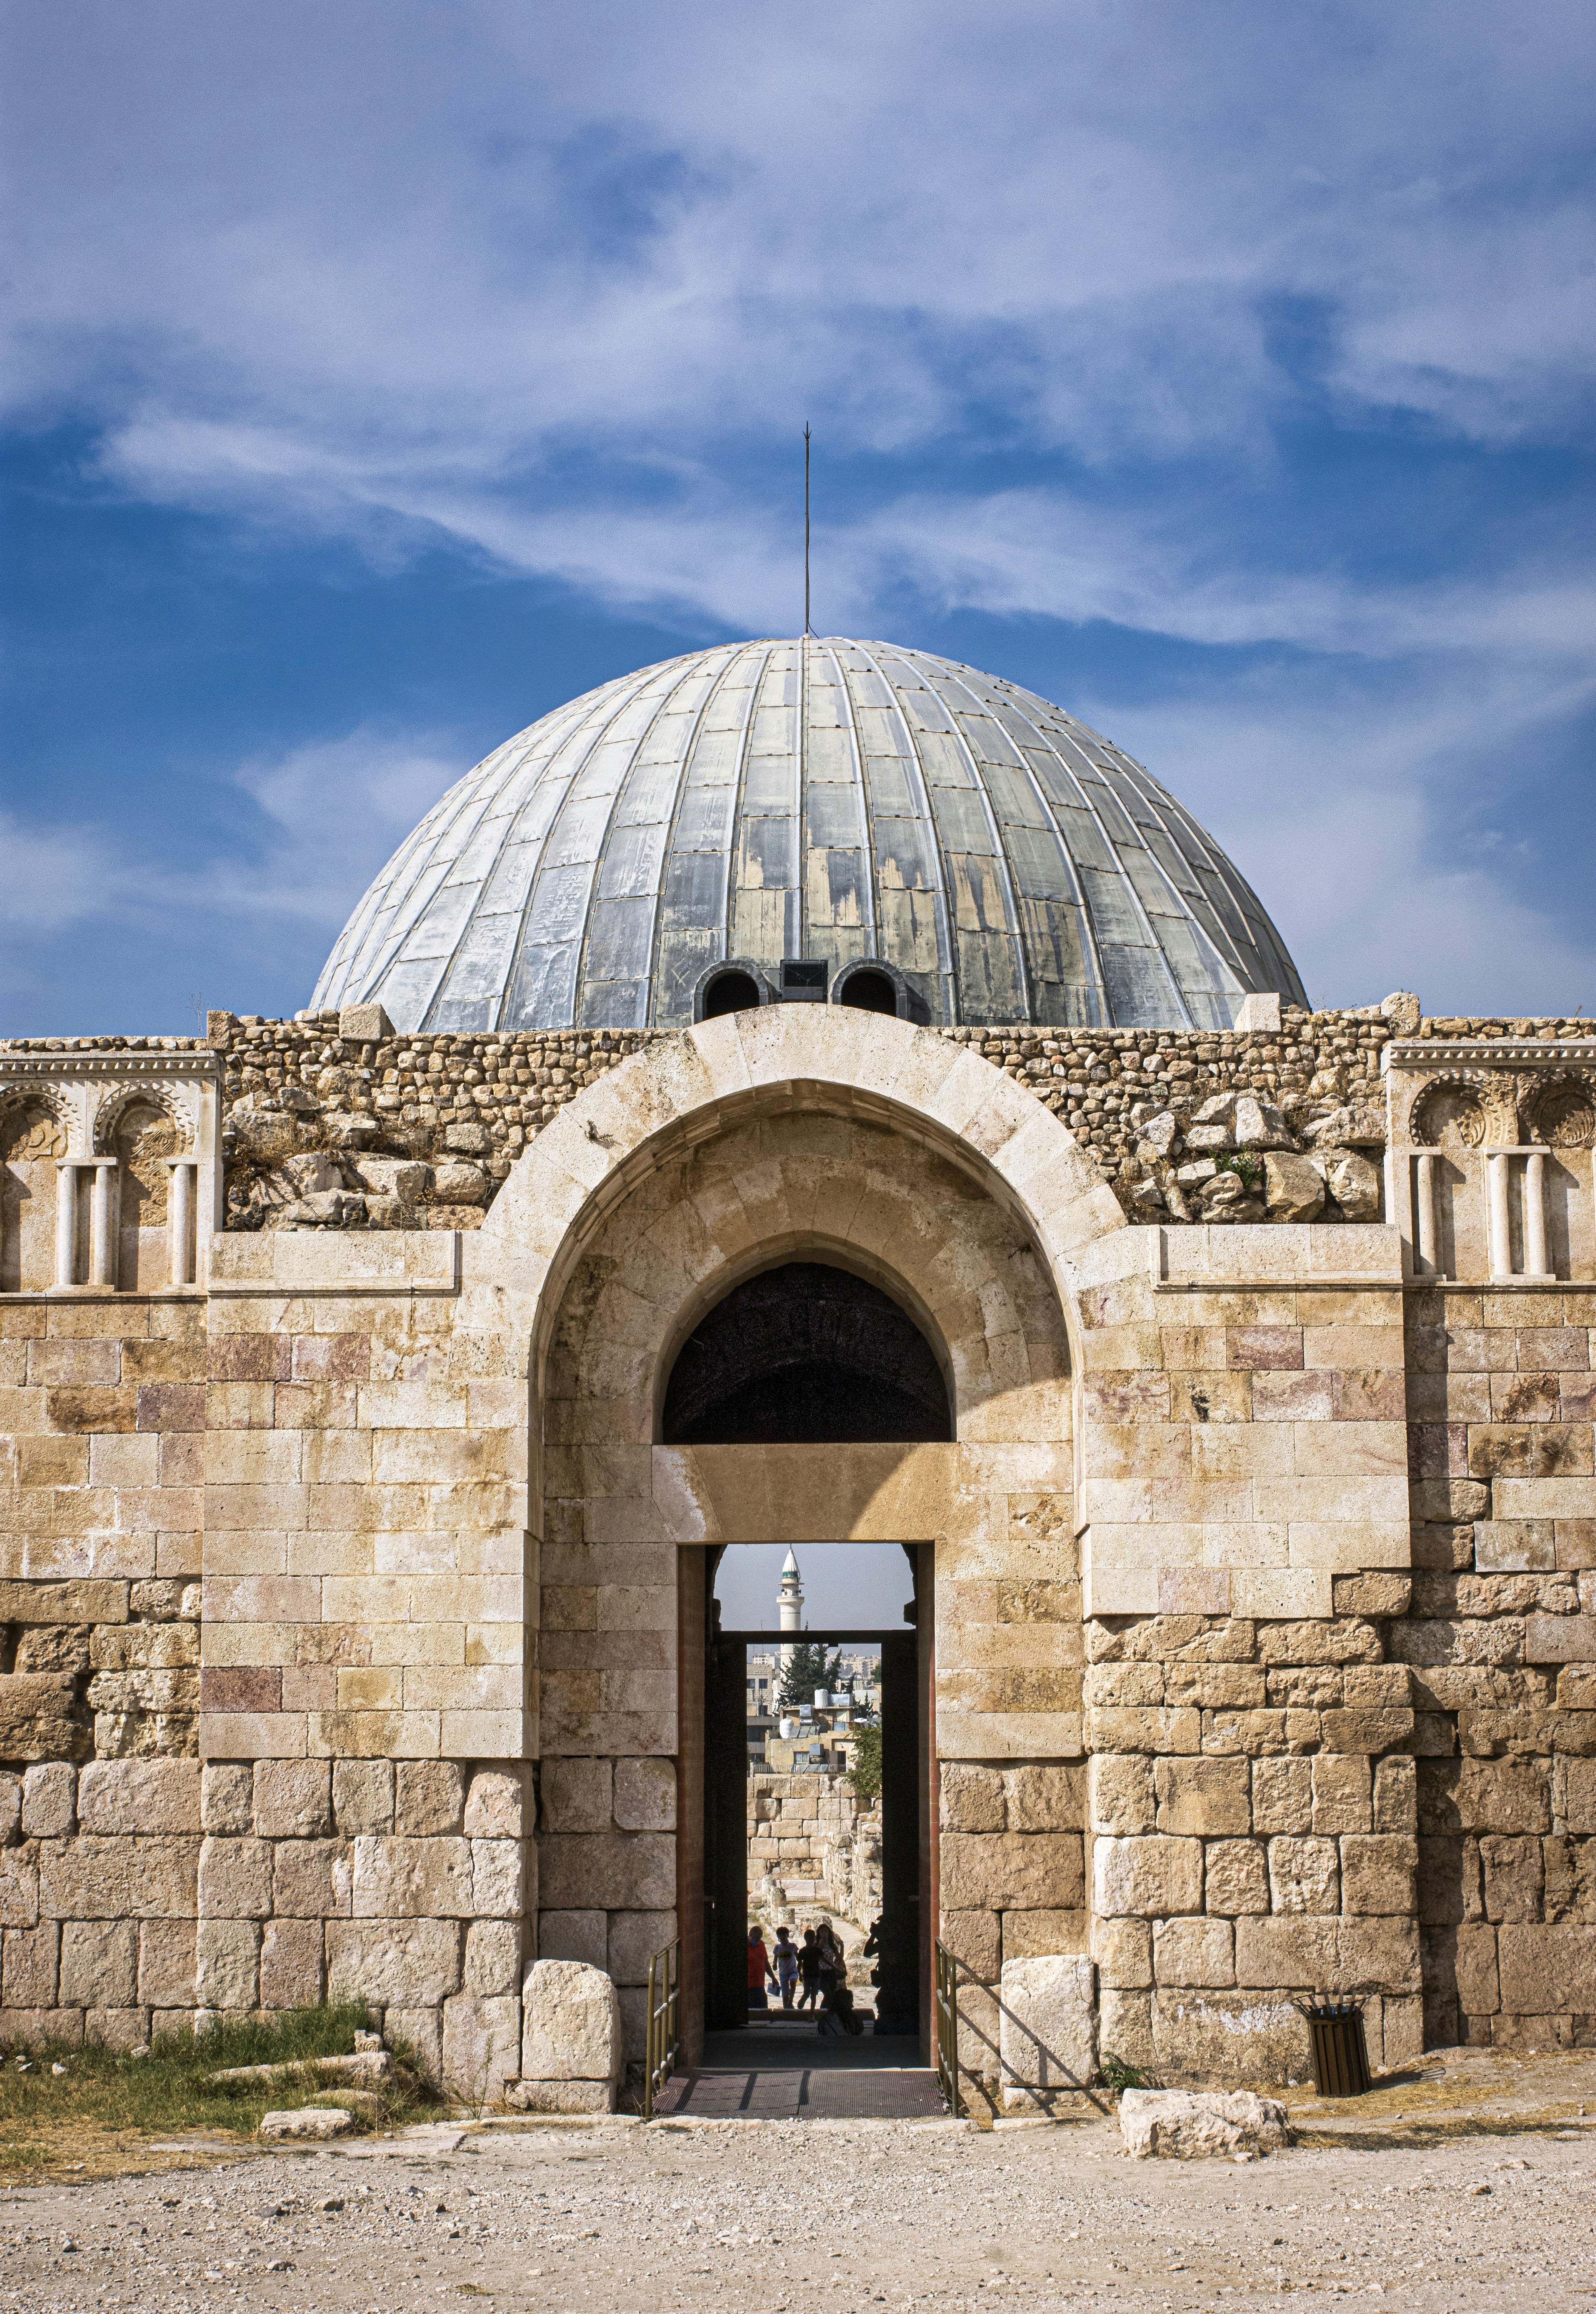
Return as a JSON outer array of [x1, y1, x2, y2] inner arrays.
[[311, 638, 1308, 1033]]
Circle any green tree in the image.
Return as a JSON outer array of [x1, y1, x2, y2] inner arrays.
[[777, 1640, 843, 1711], [845, 1723, 883, 1803]]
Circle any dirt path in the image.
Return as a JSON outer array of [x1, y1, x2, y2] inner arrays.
[[2, 2053, 1595, 2312]]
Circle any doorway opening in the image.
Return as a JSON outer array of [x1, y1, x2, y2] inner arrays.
[[666, 1541, 937, 2116], [662, 1258, 946, 2107]]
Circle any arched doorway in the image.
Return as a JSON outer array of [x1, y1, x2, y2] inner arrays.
[[661, 1261, 951, 2062], [529, 1076, 1078, 2094]]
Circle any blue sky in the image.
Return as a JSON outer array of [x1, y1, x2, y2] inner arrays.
[[3, 0, 1593, 1036]]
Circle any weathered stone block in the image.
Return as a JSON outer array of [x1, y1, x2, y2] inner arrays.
[[940, 1764, 1005, 1833], [605, 1910, 677, 1988], [2, 1922, 58, 2010], [1154, 1757, 1250, 1837], [21, 1763, 74, 1839], [937, 1908, 1000, 1980], [613, 1757, 675, 1832], [1267, 1836, 1340, 1915], [200, 1763, 253, 1835], [465, 1919, 523, 1998], [537, 1911, 608, 1969], [1373, 1755, 1418, 1834], [1121, 2085, 1291, 2158], [59, 1919, 136, 2007], [1153, 1917, 1234, 1988], [1310, 1754, 1372, 1834], [463, 1766, 527, 1840], [78, 1759, 200, 1835], [253, 1760, 333, 1839], [272, 1838, 350, 1919], [1087, 1708, 1201, 1756], [1093, 1836, 1203, 1919], [138, 1918, 197, 2005], [326, 1918, 462, 2006], [1497, 1922, 1590, 2013], [471, 1838, 524, 1919], [943, 1832, 1084, 1912], [197, 1918, 259, 2009], [537, 1834, 675, 1912], [333, 1758, 394, 1836], [1251, 1757, 1312, 1835], [521, 1957, 622, 2083], [1002, 1764, 1083, 1833], [503, 2076, 614, 2114], [351, 1836, 472, 1919], [0, 1674, 90, 1763], [1088, 1755, 1155, 1835], [1097, 1987, 1155, 2069], [1341, 1836, 1419, 1916], [999, 1954, 1096, 2091], [1457, 1758, 1551, 1835], [443, 1993, 522, 2102], [540, 1758, 614, 1836], [1089, 1916, 1152, 1989], [395, 1761, 467, 1837], [1480, 1835, 1545, 1924], [1203, 1840, 1271, 1916], [1233, 1914, 1338, 1989], [260, 1917, 325, 2009], [198, 1836, 273, 1920]]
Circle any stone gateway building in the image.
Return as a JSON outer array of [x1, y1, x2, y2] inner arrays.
[[0, 636, 1591, 2105]]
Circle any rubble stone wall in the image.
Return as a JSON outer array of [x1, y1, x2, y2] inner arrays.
[[747, 1770, 883, 1927]]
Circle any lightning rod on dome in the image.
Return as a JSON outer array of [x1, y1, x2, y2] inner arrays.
[[804, 422, 812, 637]]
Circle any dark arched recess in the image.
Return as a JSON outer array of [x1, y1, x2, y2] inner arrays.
[[660, 1261, 952, 1444]]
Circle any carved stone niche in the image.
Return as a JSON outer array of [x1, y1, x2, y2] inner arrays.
[[1523, 1072, 1596, 1151], [1409, 1078, 1489, 1150]]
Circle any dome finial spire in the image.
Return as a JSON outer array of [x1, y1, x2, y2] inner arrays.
[[803, 422, 813, 638]]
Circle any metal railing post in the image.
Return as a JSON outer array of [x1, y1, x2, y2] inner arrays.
[[643, 1937, 682, 2120]]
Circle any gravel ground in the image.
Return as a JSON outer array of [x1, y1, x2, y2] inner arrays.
[[2, 2056, 1595, 2314]]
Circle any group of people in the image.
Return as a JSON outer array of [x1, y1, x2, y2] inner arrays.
[[747, 1921, 864, 2035]]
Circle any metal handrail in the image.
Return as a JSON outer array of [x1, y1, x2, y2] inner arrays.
[[933, 1939, 1109, 2123], [643, 1938, 682, 2120], [932, 1937, 965, 2117]]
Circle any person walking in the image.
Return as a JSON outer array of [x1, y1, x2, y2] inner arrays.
[[795, 1927, 823, 2011], [772, 1926, 799, 2012], [747, 1925, 775, 2013], [815, 1919, 842, 2006]]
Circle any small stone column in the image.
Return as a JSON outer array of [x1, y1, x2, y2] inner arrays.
[[166, 1158, 197, 1287], [1486, 1152, 1514, 1281], [53, 1161, 78, 1289], [1414, 1152, 1440, 1275], [87, 1157, 120, 1289], [1522, 1150, 1553, 1278]]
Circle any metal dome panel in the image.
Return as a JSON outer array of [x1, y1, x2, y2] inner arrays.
[[310, 639, 1309, 1032]]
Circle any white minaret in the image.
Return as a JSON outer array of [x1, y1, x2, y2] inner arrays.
[[777, 1549, 804, 1673]]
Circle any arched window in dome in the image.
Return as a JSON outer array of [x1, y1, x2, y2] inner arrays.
[[832, 958, 910, 1019], [692, 960, 774, 1023]]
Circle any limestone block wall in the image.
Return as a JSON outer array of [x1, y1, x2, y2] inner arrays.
[[1059, 1221, 1426, 2080], [0, 1293, 206, 1765], [1402, 1278, 1596, 2050], [534, 1754, 677, 2066]]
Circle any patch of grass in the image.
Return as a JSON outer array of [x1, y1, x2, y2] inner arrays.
[[0, 2003, 438, 2173], [1099, 2051, 1157, 2096]]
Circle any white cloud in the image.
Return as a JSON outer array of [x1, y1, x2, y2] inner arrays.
[[8, 0, 1592, 519], [1095, 666, 1596, 1016], [0, 729, 459, 966]]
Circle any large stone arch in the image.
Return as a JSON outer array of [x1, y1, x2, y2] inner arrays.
[[463, 1010, 1126, 2070], [463, 1006, 1126, 1374]]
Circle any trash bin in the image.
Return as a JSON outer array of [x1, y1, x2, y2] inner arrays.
[[1298, 1999, 1372, 2097]]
